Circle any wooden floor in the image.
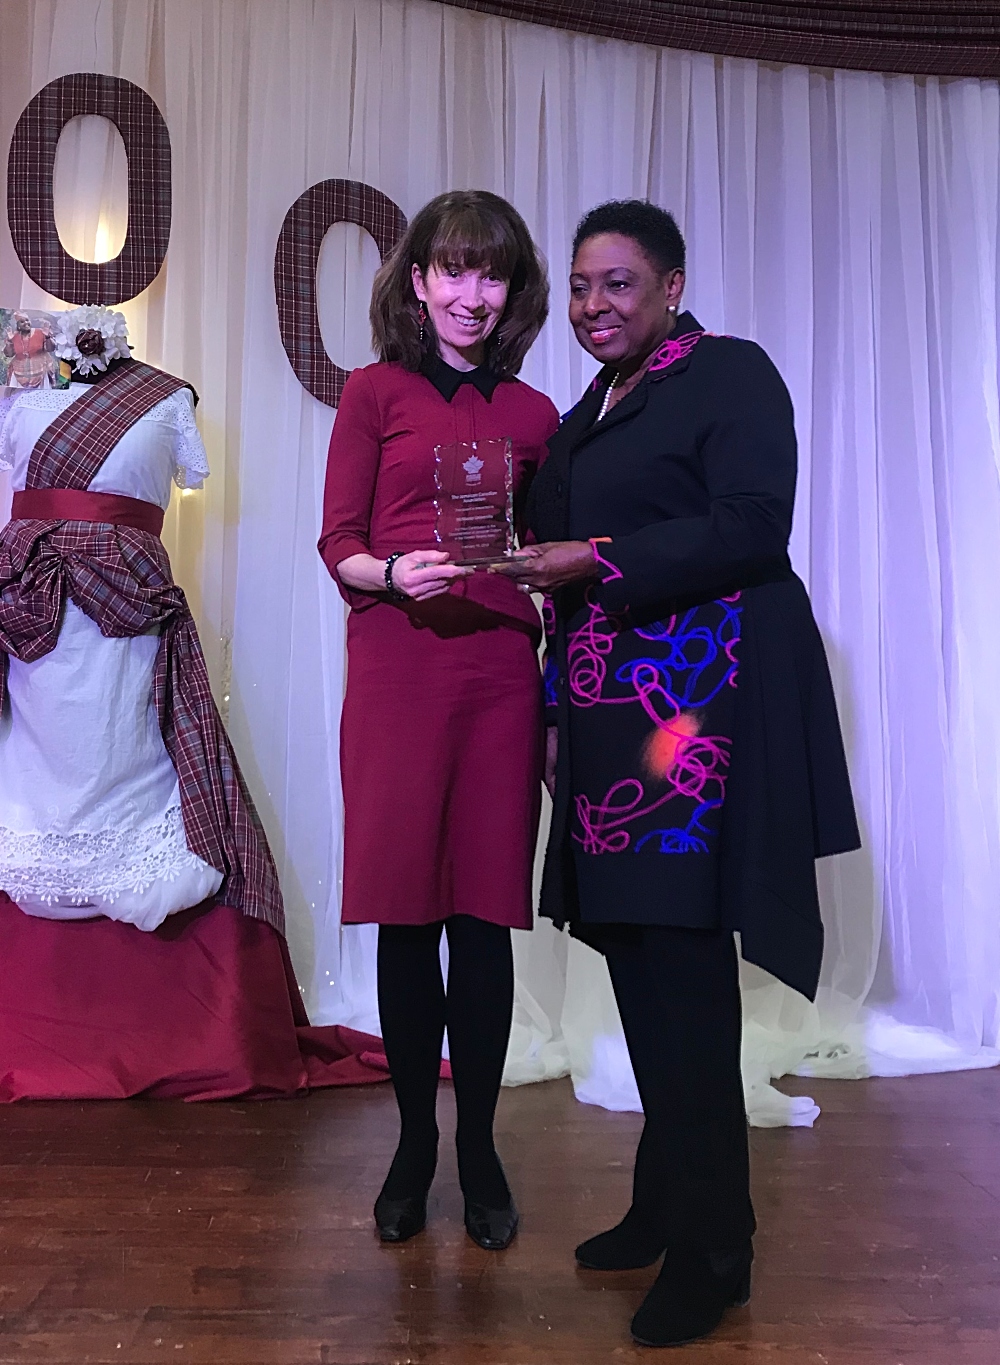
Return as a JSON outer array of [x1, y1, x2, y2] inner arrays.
[[1, 1070, 998, 1364]]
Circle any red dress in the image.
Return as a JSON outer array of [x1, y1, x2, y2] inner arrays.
[[319, 360, 559, 929]]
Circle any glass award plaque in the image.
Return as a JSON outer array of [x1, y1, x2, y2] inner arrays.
[[433, 438, 520, 566]]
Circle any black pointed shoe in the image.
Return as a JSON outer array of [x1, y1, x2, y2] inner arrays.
[[630, 1245, 753, 1347], [374, 1191, 428, 1244], [464, 1198, 519, 1250], [575, 1208, 668, 1270]]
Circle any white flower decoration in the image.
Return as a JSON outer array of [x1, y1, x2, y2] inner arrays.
[[53, 305, 131, 376]]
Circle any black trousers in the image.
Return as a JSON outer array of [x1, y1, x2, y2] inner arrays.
[[589, 923, 756, 1250]]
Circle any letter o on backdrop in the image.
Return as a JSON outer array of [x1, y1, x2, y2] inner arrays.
[[275, 179, 407, 408], [7, 73, 171, 305]]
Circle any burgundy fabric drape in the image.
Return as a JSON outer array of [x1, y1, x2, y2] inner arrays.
[[0, 893, 393, 1101], [0, 892, 454, 1102], [440, 2, 1000, 78]]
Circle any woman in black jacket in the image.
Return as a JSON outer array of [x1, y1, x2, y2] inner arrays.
[[498, 200, 859, 1348]]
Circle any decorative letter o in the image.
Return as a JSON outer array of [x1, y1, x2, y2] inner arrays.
[[274, 179, 407, 408], [6, 73, 171, 305]]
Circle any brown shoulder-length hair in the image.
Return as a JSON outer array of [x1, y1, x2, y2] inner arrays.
[[371, 190, 549, 377]]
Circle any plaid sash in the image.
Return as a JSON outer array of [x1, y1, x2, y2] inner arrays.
[[26, 361, 190, 490], [0, 366, 285, 934]]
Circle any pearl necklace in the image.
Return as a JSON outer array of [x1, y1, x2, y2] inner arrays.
[[596, 372, 620, 422], [596, 316, 679, 423]]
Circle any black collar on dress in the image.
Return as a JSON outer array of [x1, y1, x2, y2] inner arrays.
[[420, 351, 501, 402]]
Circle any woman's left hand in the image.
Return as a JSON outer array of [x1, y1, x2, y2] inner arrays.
[[491, 541, 599, 592]]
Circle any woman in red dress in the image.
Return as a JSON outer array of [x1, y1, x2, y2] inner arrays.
[[318, 191, 557, 1250]]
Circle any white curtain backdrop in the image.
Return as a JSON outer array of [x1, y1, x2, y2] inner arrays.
[[2, 0, 998, 1127]]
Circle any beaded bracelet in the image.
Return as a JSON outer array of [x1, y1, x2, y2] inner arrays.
[[384, 551, 407, 600]]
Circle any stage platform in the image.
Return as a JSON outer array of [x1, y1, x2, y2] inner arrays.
[[1, 1071, 997, 1363]]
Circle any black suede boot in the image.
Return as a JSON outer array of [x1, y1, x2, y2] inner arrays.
[[630, 1245, 752, 1348], [575, 1206, 668, 1270]]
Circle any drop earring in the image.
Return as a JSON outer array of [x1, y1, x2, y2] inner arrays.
[[418, 301, 427, 344]]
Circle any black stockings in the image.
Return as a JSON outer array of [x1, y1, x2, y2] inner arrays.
[[376, 916, 514, 1207]]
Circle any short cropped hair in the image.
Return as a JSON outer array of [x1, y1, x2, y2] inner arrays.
[[572, 200, 686, 275], [371, 190, 549, 377]]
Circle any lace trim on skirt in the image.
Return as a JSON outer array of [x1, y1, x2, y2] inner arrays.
[[0, 805, 212, 905]]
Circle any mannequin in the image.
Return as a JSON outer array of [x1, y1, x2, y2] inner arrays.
[[0, 307, 382, 1100]]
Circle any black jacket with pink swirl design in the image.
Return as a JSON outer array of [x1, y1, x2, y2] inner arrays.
[[528, 312, 859, 1001]]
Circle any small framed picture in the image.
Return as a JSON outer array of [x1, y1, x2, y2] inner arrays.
[[0, 308, 70, 390]]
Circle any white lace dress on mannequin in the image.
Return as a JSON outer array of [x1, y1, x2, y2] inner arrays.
[[0, 383, 224, 931]]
